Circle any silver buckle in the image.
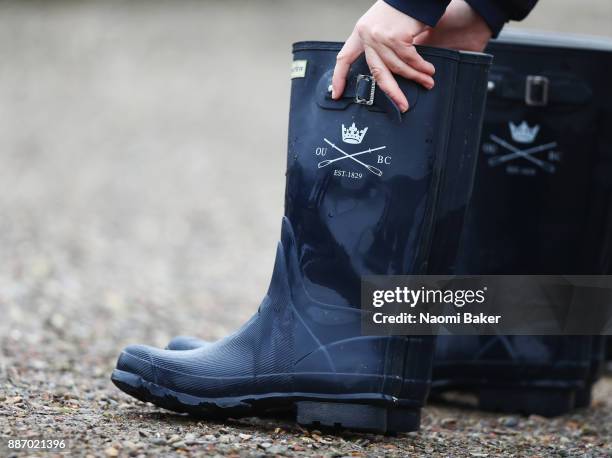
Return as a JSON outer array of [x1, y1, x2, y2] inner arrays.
[[525, 75, 549, 106], [355, 74, 376, 106]]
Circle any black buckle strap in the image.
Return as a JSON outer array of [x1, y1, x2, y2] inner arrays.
[[317, 71, 410, 124], [487, 69, 591, 106]]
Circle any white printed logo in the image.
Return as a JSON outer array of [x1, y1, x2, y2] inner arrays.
[[481, 120, 560, 176], [509, 121, 540, 144], [314, 122, 390, 179], [341, 122, 368, 144]]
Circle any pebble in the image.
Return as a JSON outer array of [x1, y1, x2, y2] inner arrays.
[[167, 434, 180, 444], [500, 416, 519, 427], [267, 444, 287, 455], [104, 447, 119, 457]]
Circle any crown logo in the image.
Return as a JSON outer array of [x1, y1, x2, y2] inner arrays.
[[341, 122, 368, 144], [509, 121, 540, 144]]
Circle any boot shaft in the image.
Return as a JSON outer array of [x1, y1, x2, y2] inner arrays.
[[287, 42, 492, 306], [435, 31, 612, 393]]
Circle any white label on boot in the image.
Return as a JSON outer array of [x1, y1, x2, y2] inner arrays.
[[291, 60, 307, 79]]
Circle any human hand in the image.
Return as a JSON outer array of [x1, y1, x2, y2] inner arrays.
[[331, 0, 436, 113], [414, 0, 492, 52]]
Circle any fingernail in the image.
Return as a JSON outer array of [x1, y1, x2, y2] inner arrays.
[[331, 89, 337, 99], [401, 103, 409, 113]]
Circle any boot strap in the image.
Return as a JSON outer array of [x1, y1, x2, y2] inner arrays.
[[316, 70, 416, 124], [487, 68, 592, 107]]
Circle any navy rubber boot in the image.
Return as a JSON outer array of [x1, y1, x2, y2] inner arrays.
[[166, 48, 493, 354], [432, 30, 612, 417], [112, 41, 491, 433]]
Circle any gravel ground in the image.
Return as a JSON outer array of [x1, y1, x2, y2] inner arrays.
[[0, 1, 611, 456]]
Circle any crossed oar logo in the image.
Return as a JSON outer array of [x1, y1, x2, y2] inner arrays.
[[487, 134, 558, 174], [317, 123, 387, 177]]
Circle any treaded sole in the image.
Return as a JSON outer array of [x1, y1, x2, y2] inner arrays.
[[478, 387, 576, 417], [111, 369, 421, 434], [431, 382, 583, 417]]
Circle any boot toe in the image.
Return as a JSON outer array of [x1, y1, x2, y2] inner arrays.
[[115, 344, 157, 383]]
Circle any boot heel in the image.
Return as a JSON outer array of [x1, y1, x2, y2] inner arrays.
[[478, 387, 575, 417], [296, 401, 420, 434], [574, 384, 593, 409], [386, 406, 421, 433], [296, 401, 386, 433]]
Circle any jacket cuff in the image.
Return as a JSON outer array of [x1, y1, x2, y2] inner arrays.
[[465, 0, 509, 37], [383, 0, 451, 27]]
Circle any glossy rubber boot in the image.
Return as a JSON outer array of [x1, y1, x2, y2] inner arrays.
[[432, 30, 612, 417], [166, 48, 493, 354], [433, 335, 590, 416], [112, 41, 491, 433]]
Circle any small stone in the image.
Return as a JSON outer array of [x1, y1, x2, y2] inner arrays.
[[528, 414, 547, 423], [500, 416, 519, 427], [151, 438, 166, 445], [167, 434, 180, 444], [104, 447, 119, 457], [258, 442, 272, 449], [267, 445, 287, 455], [441, 417, 457, 428], [123, 441, 137, 450], [171, 441, 187, 449], [219, 434, 233, 443], [184, 433, 196, 443], [581, 426, 598, 436], [239, 433, 252, 440]]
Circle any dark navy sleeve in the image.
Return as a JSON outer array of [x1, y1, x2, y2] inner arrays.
[[383, 0, 538, 37], [383, 0, 451, 27], [465, 0, 539, 36]]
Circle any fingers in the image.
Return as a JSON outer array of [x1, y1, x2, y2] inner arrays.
[[332, 32, 364, 100], [391, 42, 435, 77], [375, 43, 434, 90], [332, 2, 438, 111], [364, 47, 409, 112]]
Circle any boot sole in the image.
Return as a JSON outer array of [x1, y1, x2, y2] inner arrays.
[[431, 385, 576, 417], [111, 369, 420, 434], [477, 387, 576, 417]]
